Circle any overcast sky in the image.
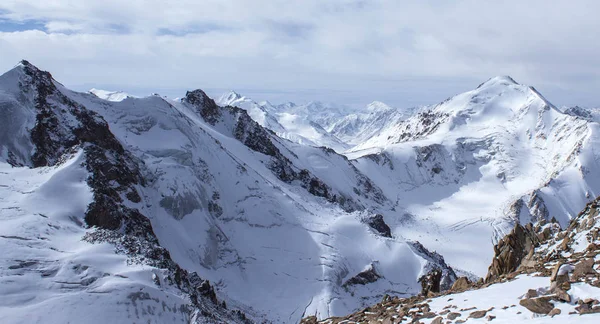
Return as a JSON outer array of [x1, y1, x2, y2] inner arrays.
[[1, 1, 599, 108]]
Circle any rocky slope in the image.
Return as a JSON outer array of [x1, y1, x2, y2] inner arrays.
[[304, 196, 600, 323]]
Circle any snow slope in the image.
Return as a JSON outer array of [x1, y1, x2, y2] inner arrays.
[[89, 88, 132, 102], [0, 152, 193, 323], [0, 62, 454, 323], [347, 76, 600, 277], [3, 62, 600, 324]]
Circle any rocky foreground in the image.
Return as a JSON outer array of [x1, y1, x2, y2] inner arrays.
[[302, 198, 600, 323]]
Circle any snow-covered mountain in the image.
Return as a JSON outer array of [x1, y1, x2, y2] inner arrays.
[[216, 91, 417, 153], [345, 76, 600, 277], [328, 101, 419, 145], [0, 61, 449, 323], [2, 62, 600, 324], [217, 91, 352, 152]]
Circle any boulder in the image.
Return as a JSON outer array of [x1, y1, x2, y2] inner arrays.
[[548, 308, 561, 317], [519, 296, 554, 315], [451, 277, 471, 292], [525, 289, 538, 298], [447, 312, 461, 320], [431, 316, 444, 324], [572, 258, 596, 280], [469, 310, 487, 319]]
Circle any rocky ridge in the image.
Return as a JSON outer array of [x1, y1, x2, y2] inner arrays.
[[4, 61, 250, 323]]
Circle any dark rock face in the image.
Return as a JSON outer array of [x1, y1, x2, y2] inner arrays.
[[364, 214, 392, 237], [184, 89, 222, 125], [418, 268, 442, 296], [409, 241, 458, 292], [485, 223, 539, 282], [342, 264, 381, 288], [395, 111, 450, 143]]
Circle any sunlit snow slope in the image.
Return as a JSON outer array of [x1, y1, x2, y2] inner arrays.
[[347, 76, 600, 276]]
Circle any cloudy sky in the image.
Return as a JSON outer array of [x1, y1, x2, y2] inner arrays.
[[1, 1, 599, 108]]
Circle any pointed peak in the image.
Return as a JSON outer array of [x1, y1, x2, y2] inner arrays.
[[0, 59, 55, 91], [476, 76, 519, 89], [218, 90, 246, 105], [183, 89, 218, 107]]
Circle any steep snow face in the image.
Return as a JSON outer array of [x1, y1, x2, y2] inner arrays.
[[60, 88, 433, 322], [0, 152, 193, 324], [347, 76, 600, 277]]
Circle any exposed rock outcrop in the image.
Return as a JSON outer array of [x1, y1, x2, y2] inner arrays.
[[364, 214, 392, 237], [15, 61, 251, 323], [410, 241, 458, 293], [485, 223, 540, 282], [342, 264, 382, 288]]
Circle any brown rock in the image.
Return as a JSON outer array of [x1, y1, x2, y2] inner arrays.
[[451, 277, 471, 292], [431, 316, 444, 324], [486, 314, 496, 321], [548, 308, 561, 317], [469, 310, 487, 319], [526, 289, 538, 298], [572, 258, 596, 279], [550, 262, 564, 282], [559, 235, 570, 250], [552, 288, 571, 303], [447, 312, 461, 320], [519, 297, 554, 315], [485, 224, 539, 282]]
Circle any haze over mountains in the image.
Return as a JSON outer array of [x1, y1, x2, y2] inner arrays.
[[2, 61, 600, 323]]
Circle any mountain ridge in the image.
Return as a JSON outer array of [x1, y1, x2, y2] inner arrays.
[[2, 61, 600, 323]]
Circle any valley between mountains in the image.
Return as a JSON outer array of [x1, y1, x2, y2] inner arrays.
[[1, 61, 600, 323]]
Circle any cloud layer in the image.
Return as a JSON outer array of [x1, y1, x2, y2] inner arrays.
[[1, 1, 599, 107]]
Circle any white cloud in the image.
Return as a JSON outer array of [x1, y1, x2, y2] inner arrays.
[[0, 0, 599, 107]]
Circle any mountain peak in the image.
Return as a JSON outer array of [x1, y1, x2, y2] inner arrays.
[[366, 101, 392, 113], [218, 90, 246, 106], [476, 75, 518, 89], [89, 88, 131, 102], [184, 89, 213, 106]]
